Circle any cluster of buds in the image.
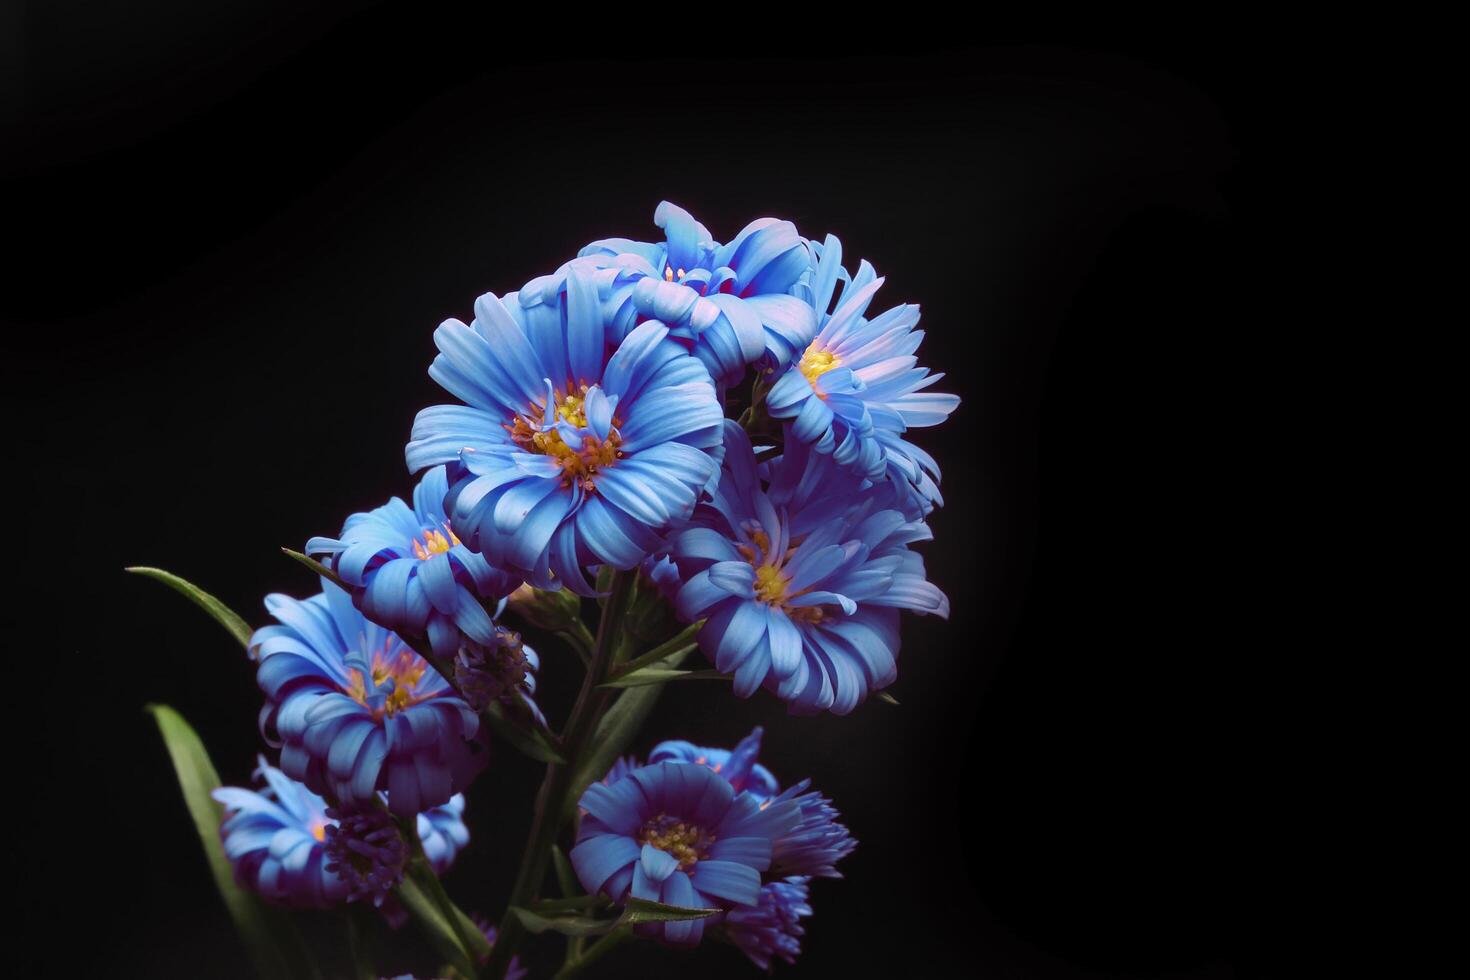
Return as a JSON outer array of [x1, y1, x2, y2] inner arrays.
[[322, 803, 408, 906], [455, 627, 532, 713]]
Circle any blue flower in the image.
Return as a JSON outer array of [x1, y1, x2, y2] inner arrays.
[[518, 202, 818, 386], [252, 580, 485, 816], [767, 234, 959, 516], [570, 761, 802, 946], [307, 465, 519, 659], [647, 725, 780, 799], [405, 267, 726, 595], [668, 422, 949, 714], [212, 757, 350, 908], [721, 877, 812, 971], [650, 726, 855, 879], [212, 759, 471, 907], [417, 793, 470, 875]]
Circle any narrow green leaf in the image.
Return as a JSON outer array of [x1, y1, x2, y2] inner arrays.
[[482, 699, 567, 764], [616, 896, 720, 925], [345, 910, 378, 980], [508, 906, 617, 937], [529, 895, 612, 915], [598, 667, 729, 689], [396, 862, 485, 977], [128, 568, 252, 649], [280, 548, 350, 590], [608, 622, 701, 678], [875, 690, 901, 706], [146, 704, 319, 979], [551, 844, 578, 899]]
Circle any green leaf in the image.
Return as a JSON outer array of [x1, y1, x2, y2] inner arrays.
[[146, 704, 319, 979], [280, 548, 350, 590], [608, 622, 701, 677], [508, 906, 617, 937], [529, 895, 613, 915], [598, 667, 729, 689], [875, 690, 901, 706], [396, 860, 487, 977], [551, 844, 578, 899], [616, 896, 720, 925], [128, 568, 252, 649], [482, 699, 567, 764]]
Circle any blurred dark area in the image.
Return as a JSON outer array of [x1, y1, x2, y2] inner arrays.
[[5, 5, 1284, 977]]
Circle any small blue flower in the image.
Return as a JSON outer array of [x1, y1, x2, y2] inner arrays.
[[649, 726, 855, 879], [767, 234, 959, 516], [405, 266, 726, 595], [212, 757, 350, 908], [570, 761, 803, 946], [647, 725, 779, 799], [417, 793, 470, 875], [520, 202, 818, 386], [212, 759, 471, 908], [668, 422, 949, 714], [307, 465, 519, 659], [722, 877, 812, 971], [252, 580, 485, 816]]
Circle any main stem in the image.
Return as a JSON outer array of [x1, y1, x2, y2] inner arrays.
[[482, 569, 637, 979]]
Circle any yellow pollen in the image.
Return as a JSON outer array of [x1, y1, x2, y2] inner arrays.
[[505, 384, 623, 491], [754, 564, 788, 605], [310, 820, 328, 842], [345, 645, 431, 718], [664, 266, 686, 282], [411, 526, 460, 560], [799, 345, 841, 392], [639, 815, 714, 871]]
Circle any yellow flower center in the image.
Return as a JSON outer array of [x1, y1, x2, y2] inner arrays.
[[798, 345, 841, 392], [309, 819, 328, 843], [345, 645, 432, 718], [639, 814, 715, 871], [505, 383, 623, 492], [411, 526, 460, 560], [737, 525, 824, 624]]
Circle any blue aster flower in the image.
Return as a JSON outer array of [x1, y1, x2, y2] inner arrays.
[[649, 726, 854, 879], [768, 234, 959, 517], [212, 757, 350, 908], [570, 761, 802, 946], [405, 267, 726, 596], [518, 202, 818, 386], [306, 465, 519, 659], [721, 877, 812, 971], [252, 579, 485, 816], [212, 759, 471, 908], [647, 725, 780, 799], [667, 422, 949, 714], [417, 792, 470, 875]]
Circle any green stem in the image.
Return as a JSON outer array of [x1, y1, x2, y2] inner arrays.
[[551, 928, 631, 980], [482, 570, 637, 979]]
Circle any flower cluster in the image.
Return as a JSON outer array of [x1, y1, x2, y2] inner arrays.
[[572, 726, 852, 966], [158, 203, 957, 976]]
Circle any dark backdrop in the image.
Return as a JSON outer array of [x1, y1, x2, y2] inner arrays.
[[6, 7, 1278, 977]]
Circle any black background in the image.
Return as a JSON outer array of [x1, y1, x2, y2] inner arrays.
[[6, 6, 1281, 977]]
